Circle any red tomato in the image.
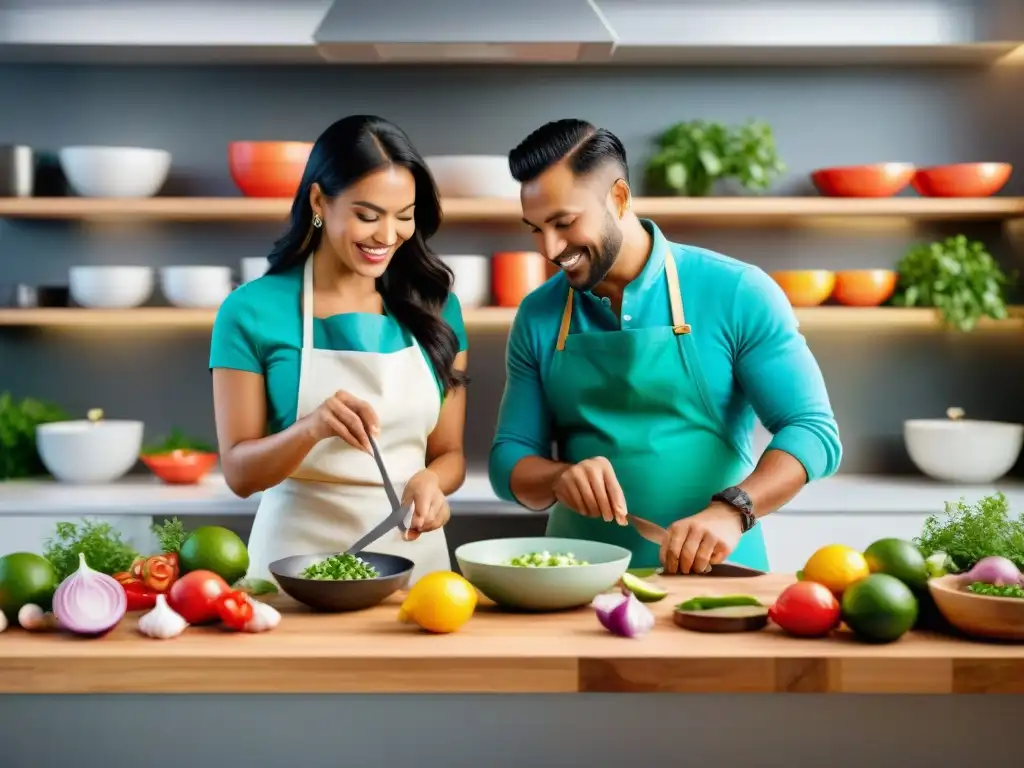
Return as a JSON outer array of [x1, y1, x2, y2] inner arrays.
[[215, 590, 254, 631], [168, 570, 230, 625], [769, 581, 841, 638]]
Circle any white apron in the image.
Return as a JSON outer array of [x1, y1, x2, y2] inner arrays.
[[246, 257, 452, 587]]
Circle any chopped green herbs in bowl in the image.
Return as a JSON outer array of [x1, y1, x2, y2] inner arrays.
[[506, 551, 589, 567], [301, 553, 380, 581], [269, 551, 413, 612]]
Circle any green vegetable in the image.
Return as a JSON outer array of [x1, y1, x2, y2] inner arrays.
[[891, 235, 1015, 332], [43, 520, 140, 581], [151, 517, 188, 554], [0, 392, 69, 480], [232, 577, 279, 596], [645, 119, 785, 197], [302, 553, 379, 581], [915, 493, 1024, 573], [675, 595, 763, 612], [967, 582, 1024, 599], [505, 551, 589, 567], [143, 427, 215, 455]]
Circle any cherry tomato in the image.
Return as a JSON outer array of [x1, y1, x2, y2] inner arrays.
[[167, 570, 230, 625], [769, 581, 841, 638], [215, 590, 254, 631]]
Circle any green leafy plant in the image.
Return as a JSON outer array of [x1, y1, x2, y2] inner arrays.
[[915, 493, 1024, 573], [143, 427, 215, 455], [43, 520, 140, 580], [0, 393, 69, 480], [892, 235, 1014, 331], [152, 517, 188, 554], [645, 119, 786, 197]]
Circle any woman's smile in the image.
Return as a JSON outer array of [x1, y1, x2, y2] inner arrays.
[[356, 242, 395, 263]]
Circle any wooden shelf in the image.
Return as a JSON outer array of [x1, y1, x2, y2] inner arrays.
[[1, 196, 1023, 224], [1, 306, 1021, 332]]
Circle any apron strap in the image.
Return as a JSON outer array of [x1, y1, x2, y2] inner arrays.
[[663, 250, 691, 335], [301, 257, 315, 366], [555, 287, 574, 352]]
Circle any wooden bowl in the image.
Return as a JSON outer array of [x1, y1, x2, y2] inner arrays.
[[911, 163, 1012, 198], [769, 270, 836, 307], [928, 574, 1024, 641], [811, 163, 916, 198], [833, 270, 898, 307], [228, 141, 313, 198], [140, 450, 219, 485]]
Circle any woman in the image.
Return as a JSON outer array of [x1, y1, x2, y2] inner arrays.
[[210, 115, 469, 586]]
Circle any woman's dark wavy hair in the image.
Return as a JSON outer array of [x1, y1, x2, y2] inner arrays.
[[267, 115, 466, 393]]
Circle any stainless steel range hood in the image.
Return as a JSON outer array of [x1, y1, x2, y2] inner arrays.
[[313, 0, 619, 63]]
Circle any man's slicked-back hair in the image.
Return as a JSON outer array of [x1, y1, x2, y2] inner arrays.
[[508, 119, 628, 185]]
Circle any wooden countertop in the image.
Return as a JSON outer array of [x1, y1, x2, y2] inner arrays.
[[2, 574, 1023, 695]]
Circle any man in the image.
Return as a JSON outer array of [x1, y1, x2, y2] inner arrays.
[[488, 119, 842, 574]]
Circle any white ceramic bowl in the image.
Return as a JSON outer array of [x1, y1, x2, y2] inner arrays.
[[425, 155, 520, 199], [58, 146, 171, 198], [904, 418, 1024, 483], [160, 266, 233, 308], [69, 266, 154, 308], [240, 256, 270, 284], [441, 254, 490, 308], [36, 419, 144, 484]]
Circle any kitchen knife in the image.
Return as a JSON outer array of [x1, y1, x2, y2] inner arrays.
[[626, 513, 765, 577], [344, 436, 413, 556]]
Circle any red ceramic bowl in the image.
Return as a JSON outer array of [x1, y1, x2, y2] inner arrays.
[[492, 251, 549, 307], [911, 163, 1012, 197], [141, 450, 219, 485], [832, 270, 898, 307], [810, 164, 916, 197], [228, 141, 313, 198]]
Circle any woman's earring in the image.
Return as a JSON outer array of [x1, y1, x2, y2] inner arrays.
[[312, 214, 323, 228]]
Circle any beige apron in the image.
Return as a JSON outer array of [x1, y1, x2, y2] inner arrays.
[[246, 257, 452, 586]]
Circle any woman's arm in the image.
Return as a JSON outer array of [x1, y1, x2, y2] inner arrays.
[[421, 350, 469, 494], [212, 368, 322, 498]]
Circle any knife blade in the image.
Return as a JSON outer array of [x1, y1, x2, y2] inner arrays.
[[367, 434, 410, 535], [344, 500, 414, 556], [626, 513, 765, 576]]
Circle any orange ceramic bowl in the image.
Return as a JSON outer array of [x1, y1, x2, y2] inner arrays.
[[770, 270, 836, 307], [492, 251, 549, 307], [911, 163, 1012, 197], [140, 450, 219, 485], [228, 141, 314, 198], [811, 163, 916, 198], [833, 270, 898, 307]]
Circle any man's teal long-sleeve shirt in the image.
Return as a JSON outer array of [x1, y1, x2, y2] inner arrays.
[[488, 219, 843, 503]]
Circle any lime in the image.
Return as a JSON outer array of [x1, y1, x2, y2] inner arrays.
[[620, 572, 668, 603], [178, 526, 249, 584], [841, 573, 918, 643], [863, 538, 928, 592], [0, 552, 59, 622]]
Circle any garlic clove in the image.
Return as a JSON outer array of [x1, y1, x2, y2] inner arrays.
[[18, 604, 57, 631], [137, 594, 188, 640], [243, 596, 281, 633], [0, 610, 7, 633]]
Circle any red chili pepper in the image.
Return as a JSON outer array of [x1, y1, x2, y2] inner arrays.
[[141, 555, 178, 592], [215, 590, 254, 631], [122, 579, 159, 611]]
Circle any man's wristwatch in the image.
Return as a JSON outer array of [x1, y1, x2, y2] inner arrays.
[[711, 486, 757, 533]]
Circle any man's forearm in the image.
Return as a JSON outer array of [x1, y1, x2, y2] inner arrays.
[[731, 449, 808, 518], [509, 456, 570, 511]]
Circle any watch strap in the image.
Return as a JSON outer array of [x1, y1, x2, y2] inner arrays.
[[712, 486, 756, 533]]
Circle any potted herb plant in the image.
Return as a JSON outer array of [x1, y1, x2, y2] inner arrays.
[[0, 393, 69, 481], [891, 234, 1015, 332], [644, 118, 786, 197]]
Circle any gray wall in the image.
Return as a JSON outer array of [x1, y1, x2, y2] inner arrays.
[[2, 64, 1023, 476]]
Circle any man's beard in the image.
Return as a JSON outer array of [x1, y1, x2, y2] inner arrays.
[[570, 212, 622, 292]]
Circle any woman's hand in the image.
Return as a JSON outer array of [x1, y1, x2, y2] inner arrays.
[[303, 389, 380, 453], [401, 469, 450, 541]]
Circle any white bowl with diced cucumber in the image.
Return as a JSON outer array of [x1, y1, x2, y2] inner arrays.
[[454, 537, 632, 611]]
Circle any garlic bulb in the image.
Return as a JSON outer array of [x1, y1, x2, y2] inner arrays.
[[0, 610, 7, 633], [138, 594, 188, 640], [243, 597, 281, 633], [18, 604, 56, 631]]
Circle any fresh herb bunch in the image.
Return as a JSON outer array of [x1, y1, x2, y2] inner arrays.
[[914, 493, 1024, 573], [44, 520, 140, 581], [143, 428, 215, 455], [645, 119, 786, 197], [967, 582, 1024, 599], [0, 393, 69, 480], [301, 553, 379, 581], [152, 517, 188, 554], [892, 235, 1014, 331]]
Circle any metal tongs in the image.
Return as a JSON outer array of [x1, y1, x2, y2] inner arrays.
[[626, 513, 766, 577], [344, 436, 414, 556]]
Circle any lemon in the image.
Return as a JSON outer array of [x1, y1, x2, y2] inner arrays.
[[398, 571, 478, 633], [801, 544, 870, 596]]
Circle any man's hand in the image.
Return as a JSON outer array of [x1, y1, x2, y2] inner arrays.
[[553, 457, 628, 525], [660, 503, 744, 574]]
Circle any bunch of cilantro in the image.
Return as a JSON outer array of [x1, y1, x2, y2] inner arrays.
[[914, 493, 1024, 573]]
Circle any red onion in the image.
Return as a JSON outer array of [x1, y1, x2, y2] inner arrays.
[[957, 556, 1022, 587], [592, 590, 655, 638], [52, 552, 127, 636]]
